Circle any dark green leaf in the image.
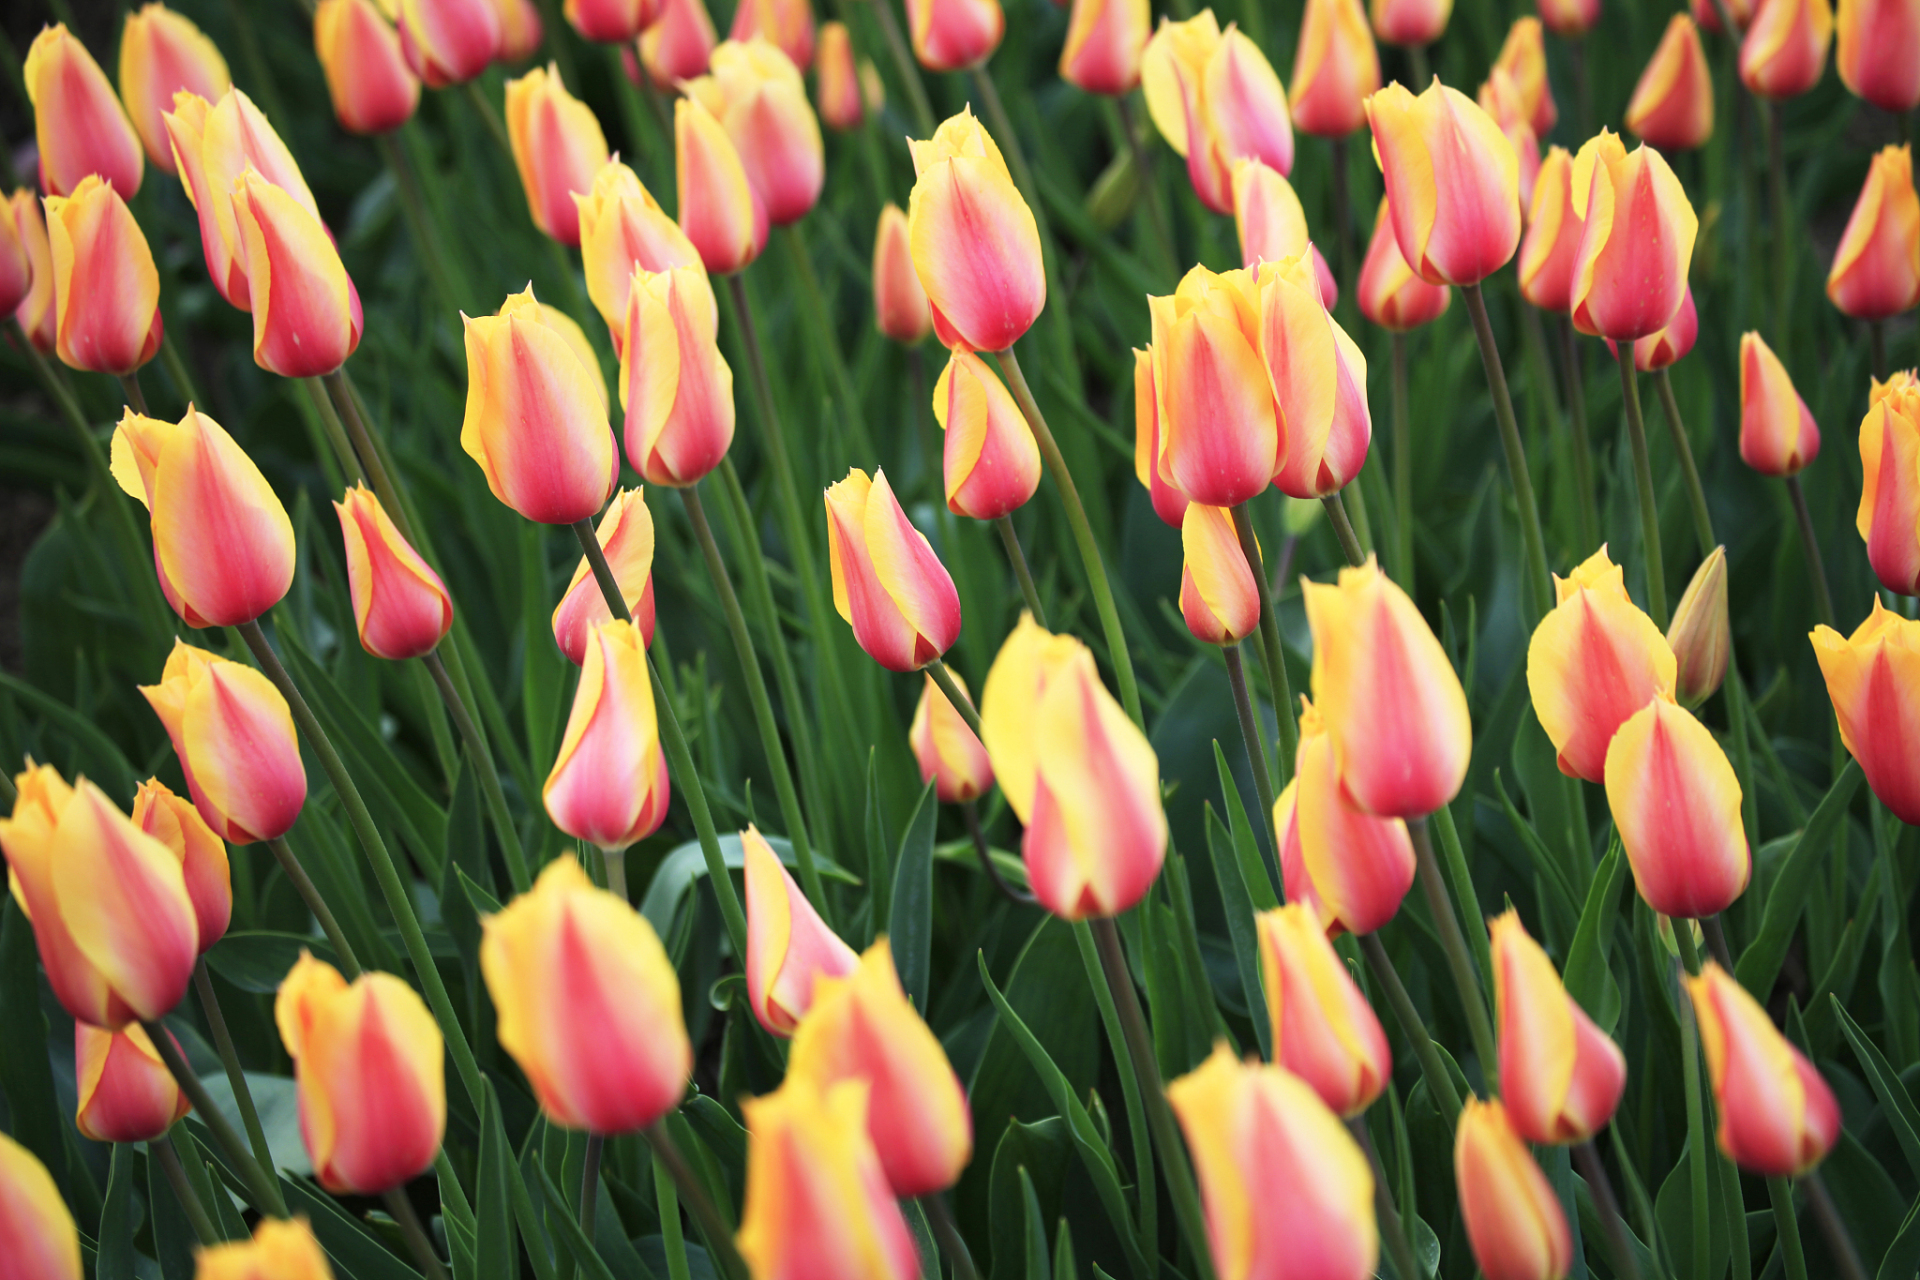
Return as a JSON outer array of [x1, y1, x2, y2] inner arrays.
[[1877, 1195, 1920, 1280], [95, 1142, 135, 1280], [890, 779, 938, 1012], [1210, 740, 1279, 912], [1020, 1167, 1052, 1280], [987, 1117, 1069, 1280], [0, 899, 66, 1202], [282, 1175, 423, 1280], [1834, 996, 1920, 1184], [204, 932, 339, 994], [1735, 760, 1862, 999], [1204, 802, 1270, 1059], [532, 1160, 623, 1280], [864, 748, 891, 950], [1563, 840, 1628, 1033]]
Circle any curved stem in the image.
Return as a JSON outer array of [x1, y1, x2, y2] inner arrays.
[[868, 0, 934, 137], [924, 657, 982, 737], [1323, 492, 1366, 568], [384, 1186, 450, 1280], [1804, 1172, 1867, 1280], [159, 337, 200, 407], [922, 1192, 982, 1280], [424, 649, 531, 894], [1407, 43, 1430, 86], [1409, 816, 1498, 1090], [1230, 502, 1298, 783], [1785, 476, 1836, 630], [962, 801, 1035, 906], [191, 962, 278, 1196], [1391, 332, 1415, 593], [1618, 349, 1668, 628], [1461, 284, 1552, 624], [995, 515, 1047, 626], [1222, 644, 1281, 872], [1769, 1177, 1809, 1280], [462, 79, 516, 165], [1069, 920, 1158, 1259], [1553, 315, 1600, 555], [119, 371, 148, 415], [266, 838, 360, 977], [1652, 368, 1716, 558], [1345, 1115, 1420, 1280], [644, 1123, 750, 1280], [141, 1018, 288, 1218], [1358, 932, 1462, 1123], [151, 1136, 219, 1247], [1574, 1140, 1643, 1280]]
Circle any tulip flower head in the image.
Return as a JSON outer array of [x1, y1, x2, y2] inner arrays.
[[553, 488, 657, 665], [1695, 0, 1757, 32], [1667, 547, 1730, 705], [1257, 903, 1392, 1116], [544, 620, 670, 850], [686, 40, 824, 228], [1289, 0, 1381, 138], [1828, 146, 1920, 321], [816, 22, 867, 128], [907, 109, 1046, 352], [1167, 1044, 1379, 1280], [825, 467, 962, 671], [1180, 503, 1264, 645], [0, 205, 23, 323], [1538, 0, 1601, 37], [1357, 196, 1451, 329], [26, 25, 144, 199], [141, 641, 307, 845], [1687, 963, 1841, 1175], [1738, 331, 1820, 475], [233, 171, 364, 377], [873, 202, 932, 344], [506, 65, 610, 246], [1627, 16, 1715, 151], [565, 0, 658, 42], [1133, 347, 1194, 527], [1142, 13, 1295, 211], [675, 95, 768, 273], [1233, 162, 1340, 303], [1627, 285, 1699, 370], [1860, 373, 1920, 596], [910, 672, 994, 802], [314, 0, 422, 135], [638, 0, 719, 88], [276, 952, 446, 1193], [729, 0, 816, 68], [75, 1022, 190, 1143], [396, 0, 502, 86], [904, 0, 1004, 70], [932, 350, 1042, 520], [1568, 131, 1698, 340], [1494, 18, 1557, 137], [1455, 1098, 1574, 1280], [493, 0, 548, 61], [744, 824, 857, 1035], [1837, 0, 1920, 109], [1281, 697, 1418, 934], [1490, 911, 1626, 1144], [10, 191, 55, 351], [1259, 251, 1371, 498], [1477, 71, 1542, 216], [1517, 147, 1582, 313], [43, 176, 163, 375], [120, 5, 230, 172], [1605, 697, 1750, 916], [1061, 0, 1151, 96], [0, 1132, 81, 1280], [621, 264, 735, 488], [576, 160, 704, 344], [132, 777, 232, 952], [1366, 79, 1522, 287], [195, 1217, 335, 1280], [1741, 0, 1834, 98], [1812, 597, 1920, 822], [1371, 0, 1452, 46], [1146, 264, 1279, 508], [334, 485, 453, 661]]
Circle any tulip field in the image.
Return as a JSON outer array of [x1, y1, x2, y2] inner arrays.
[[4, 0, 1920, 1274]]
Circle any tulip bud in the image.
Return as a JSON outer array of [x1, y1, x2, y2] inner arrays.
[[873, 202, 932, 345], [814, 22, 864, 129], [1289, 0, 1380, 138], [1256, 903, 1391, 1116], [1282, 697, 1417, 933], [1303, 556, 1470, 817], [0, 764, 199, 1028], [1738, 331, 1821, 476], [0, 1131, 80, 1280], [1455, 1098, 1574, 1280], [1567, 132, 1698, 341], [638, 0, 718, 88], [275, 952, 445, 1193], [904, 0, 1003, 70], [1694, 0, 1756, 32], [743, 825, 857, 1035], [1629, 285, 1699, 370], [736, 1076, 920, 1280], [675, 95, 768, 273], [1494, 19, 1556, 137], [621, 264, 734, 488], [1538, 0, 1601, 36], [576, 160, 704, 344], [1828, 145, 1920, 321], [1667, 547, 1730, 705], [1687, 962, 1841, 1175], [1604, 697, 1750, 917], [1146, 265, 1279, 508], [11, 191, 56, 352], [1627, 16, 1714, 152], [132, 777, 232, 952], [1812, 597, 1920, 821], [686, 40, 824, 228], [506, 66, 610, 247], [554, 488, 657, 664], [1741, 0, 1833, 97], [141, 642, 307, 845], [1837, 0, 1920, 109], [1133, 347, 1194, 527], [1233, 162, 1339, 305], [1858, 374, 1920, 595], [1517, 147, 1581, 313], [492, 0, 548, 62], [544, 620, 670, 850], [1179, 504, 1263, 646], [1357, 197, 1451, 330], [25, 25, 144, 199], [1060, 0, 1150, 96], [314, 0, 421, 135], [1142, 16, 1294, 211], [333, 484, 453, 661], [196, 1216, 337, 1280], [483, 856, 691, 1131], [75, 1023, 190, 1143], [1367, 79, 1521, 287], [1167, 1043, 1379, 1280], [396, 0, 502, 86], [981, 615, 1167, 919], [1258, 252, 1371, 498], [910, 672, 993, 802], [825, 467, 962, 671], [43, 176, 163, 375], [119, 6, 230, 174], [1477, 70, 1542, 216], [1371, 0, 1451, 46], [907, 108, 1046, 353], [233, 172, 364, 377], [565, 0, 656, 42], [729, 0, 816, 68], [932, 349, 1041, 520], [1489, 911, 1625, 1145]]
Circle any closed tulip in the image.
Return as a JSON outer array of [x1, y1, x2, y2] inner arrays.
[[12, 191, 56, 352], [1828, 146, 1920, 320], [981, 615, 1168, 919], [1630, 285, 1699, 370], [194, 1219, 334, 1280], [1518, 147, 1582, 312], [621, 264, 734, 487], [1695, 0, 1757, 32], [544, 620, 670, 850], [1456, 1098, 1573, 1280], [743, 825, 857, 1035], [1495, 19, 1556, 137], [1233, 162, 1339, 304], [1357, 196, 1451, 329], [44, 176, 162, 375], [904, 0, 1002, 70], [576, 161, 704, 344], [1142, 14, 1294, 211], [334, 484, 453, 661], [1180, 503, 1262, 645], [493, 0, 547, 61], [932, 349, 1041, 520], [873, 202, 931, 344], [1860, 373, 1920, 595], [1627, 16, 1714, 151], [1665, 547, 1730, 706], [1257, 903, 1391, 1116], [554, 488, 656, 664], [1538, 0, 1601, 37], [112, 406, 295, 627], [687, 40, 823, 228], [1490, 911, 1625, 1144], [1367, 79, 1522, 287], [483, 856, 691, 1131], [1477, 70, 1542, 215], [141, 641, 307, 845], [1371, 0, 1451, 46], [816, 22, 865, 128], [1837, 0, 1920, 108], [1687, 962, 1841, 1175], [75, 1023, 190, 1143], [1605, 697, 1750, 916], [566, 0, 656, 42], [1289, 0, 1380, 137], [825, 467, 962, 670], [314, 0, 421, 135], [1303, 556, 1471, 817], [1061, 0, 1150, 95], [506, 66, 609, 246], [396, 0, 501, 86], [25, 25, 144, 199], [729, 0, 816, 68], [1568, 132, 1698, 340], [1812, 598, 1920, 821], [232, 171, 364, 377], [132, 777, 232, 952], [1282, 698, 1417, 934], [736, 1076, 920, 1280], [910, 672, 993, 802], [1259, 252, 1371, 498], [1167, 1043, 1378, 1280], [0, 764, 199, 1028], [638, 0, 718, 88], [1738, 331, 1820, 475], [0, 1132, 80, 1280], [119, 6, 229, 173], [1133, 347, 1193, 528], [675, 95, 767, 273], [1741, 0, 1833, 97], [907, 109, 1045, 352], [1146, 264, 1279, 508]]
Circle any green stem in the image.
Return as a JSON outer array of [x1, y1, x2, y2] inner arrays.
[[1407, 43, 1430, 86], [961, 800, 1035, 905], [265, 837, 360, 977], [782, 225, 874, 463], [580, 1134, 604, 1245], [1115, 95, 1179, 284], [159, 336, 200, 407], [424, 649, 531, 894], [922, 1193, 982, 1280], [1070, 920, 1157, 1262], [120, 371, 149, 416], [384, 1187, 450, 1280], [1222, 644, 1281, 873], [151, 1136, 219, 1247], [1553, 314, 1600, 555], [1769, 1177, 1809, 1280], [463, 78, 516, 166], [1231, 502, 1297, 785], [924, 656, 983, 737], [1870, 321, 1888, 381], [643, 1123, 750, 1280], [1323, 492, 1365, 567], [141, 1017, 288, 1218], [1359, 932, 1463, 1121], [1391, 331, 1415, 593], [1804, 1172, 1867, 1280], [1652, 368, 1716, 558], [190, 962, 278, 1197], [1461, 283, 1552, 624], [1618, 349, 1668, 628], [1409, 816, 1498, 1089], [1574, 1140, 1643, 1280], [653, 1150, 692, 1280], [995, 515, 1047, 626], [1346, 1115, 1421, 1280], [869, 0, 935, 137], [1786, 476, 1836, 630], [375, 130, 470, 316], [1673, 922, 1712, 1280]]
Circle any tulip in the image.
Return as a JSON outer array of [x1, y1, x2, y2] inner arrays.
[[1166, 1043, 1379, 1280], [232, 172, 364, 377], [1233, 161, 1338, 304], [275, 952, 445, 1193], [1256, 903, 1391, 1116], [621, 264, 735, 488], [907, 108, 1045, 353], [638, 0, 718, 88], [314, 0, 421, 135], [1627, 16, 1714, 152], [462, 285, 616, 524], [1861, 373, 1920, 596], [566, 0, 656, 42], [1145, 265, 1278, 508], [42, 176, 162, 375], [904, 0, 1002, 70], [1629, 285, 1699, 370], [506, 66, 609, 247], [1133, 347, 1194, 527], [1828, 146, 1920, 321], [1668, 547, 1730, 705], [1837, 0, 1920, 108], [1687, 962, 1841, 1175], [1604, 697, 1750, 916], [132, 777, 232, 952], [1455, 1098, 1574, 1280], [1141, 14, 1295, 212], [1371, 0, 1451, 47], [825, 467, 962, 671], [482, 856, 691, 1131], [1494, 18, 1556, 137], [736, 1075, 920, 1280], [1812, 597, 1920, 820], [0, 193, 30, 320], [910, 672, 994, 802], [1517, 147, 1581, 313], [1180, 503, 1262, 645], [1289, 0, 1380, 137], [1740, 0, 1833, 97], [1060, 0, 1150, 96], [675, 95, 768, 273], [576, 161, 704, 344], [1259, 251, 1371, 498], [494, 0, 547, 61], [544, 620, 670, 850], [729, 0, 816, 68], [1538, 0, 1600, 37], [396, 0, 502, 86], [334, 484, 453, 661], [1489, 911, 1625, 1145], [1567, 132, 1697, 341], [12, 191, 56, 352], [980, 615, 1167, 918], [25, 25, 144, 199], [873, 202, 932, 344], [119, 5, 229, 173], [0, 764, 199, 1028], [1357, 197, 1450, 330], [687, 40, 823, 228], [744, 824, 857, 1036], [141, 642, 307, 845], [194, 1217, 335, 1280], [0, 1132, 80, 1280], [1477, 70, 1542, 215], [1695, 0, 1756, 32], [554, 488, 657, 664], [1366, 79, 1522, 287], [1282, 697, 1417, 934], [1303, 556, 1470, 817], [75, 1023, 190, 1143], [816, 22, 865, 128], [1738, 331, 1820, 476], [932, 349, 1041, 519]]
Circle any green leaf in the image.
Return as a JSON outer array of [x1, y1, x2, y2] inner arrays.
[[1833, 995, 1920, 1184], [145, 1140, 196, 1280], [0, 670, 135, 801], [1210, 740, 1279, 911], [282, 1175, 424, 1280], [1820, 1129, 1906, 1271], [1020, 1167, 1052, 1280], [636, 833, 858, 943], [520, 522, 566, 777], [987, 1117, 1069, 1280], [95, 1143, 136, 1280], [456, 864, 506, 917], [1877, 1195, 1920, 1280], [1655, 1135, 1730, 1280], [0, 899, 66, 1203], [889, 778, 938, 1013], [864, 748, 891, 949], [204, 932, 340, 994], [1205, 802, 1270, 1059], [195, 1072, 308, 1177], [532, 1161, 625, 1280], [1735, 760, 1863, 998], [1492, 769, 1580, 936], [1562, 840, 1628, 1033]]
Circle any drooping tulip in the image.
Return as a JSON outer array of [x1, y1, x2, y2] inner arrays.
[[333, 485, 453, 661], [904, 0, 1003, 70], [1371, 0, 1451, 47], [873, 202, 932, 344], [75, 1022, 190, 1143], [638, 0, 718, 88], [131, 777, 232, 952], [275, 952, 446, 1193], [816, 21, 865, 129], [1629, 286, 1699, 370], [1837, 0, 1920, 109], [1827, 146, 1920, 321], [544, 620, 670, 850], [0, 1132, 81, 1280], [1233, 161, 1338, 304], [553, 488, 656, 664], [1141, 13, 1295, 211], [1688, 962, 1841, 1175], [1146, 264, 1279, 508], [193, 1219, 334, 1280], [1667, 546, 1730, 705], [1282, 697, 1417, 934], [1258, 252, 1371, 498], [1490, 911, 1626, 1145], [621, 264, 735, 487], [932, 349, 1042, 520], [1133, 347, 1194, 527], [25, 25, 144, 199], [233, 171, 364, 377], [675, 95, 768, 273], [1455, 1098, 1574, 1280], [482, 856, 691, 1132], [1518, 147, 1582, 313], [743, 825, 857, 1036], [314, 0, 422, 135], [566, 0, 656, 42], [44, 176, 163, 375], [1627, 15, 1715, 151], [506, 65, 610, 247], [1060, 0, 1150, 96], [825, 467, 962, 671], [980, 615, 1168, 919], [119, 5, 229, 172], [910, 672, 993, 802], [1812, 597, 1920, 822], [1537, 0, 1601, 37], [396, 0, 502, 86], [1740, 0, 1834, 98], [686, 40, 824, 228], [1357, 197, 1450, 329], [1289, 0, 1380, 138], [12, 192, 56, 352], [1604, 697, 1750, 916], [1257, 903, 1391, 1116], [1569, 132, 1698, 340], [576, 160, 704, 343], [1738, 331, 1820, 476], [906, 108, 1045, 352], [1366, 79, 1522, 287], [1180, 503, 1263, 646], [729, 0, 816, 68], [1860, 374, 1920, 595]]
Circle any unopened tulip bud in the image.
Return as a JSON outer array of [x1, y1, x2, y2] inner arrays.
[[907, 108, 1045, 352], [1282, 698, 1417, 933], [75, 1023, 190, 1143], [565, 0, 656, 42], [554, 488, 656, 664], [1060, 0, 1149, 95], [1490, 911, 1625, 1145], [1180, 503, 1262, 645], [396, 0, 502, 86], [1627, 16, 1714, 151], [1233, 162, 1338, 305], [621, 264, 734, 487], [232, 172, 364, 377], [1168, 1043, 1379, 1280], [506, 66, 610, 247], [0, 764, 199, 1028], [1495, 18, 1556, 136], [334, 485, 453, 661], [910, 672, 993, 802], [119, 6, 229, 173], [1518, 147, 1582, 313], [132, 777, 232, 952], [815, 22, 865, 129], [1147, 265, 1278, 508], [639, 0, 718, 88], [1257, 903, 1391, 1116], [1259, 252, 1371, 498], [1358, 197, 1451, 329], [1367, 79, 1521, 286], [44, 176, 163, 375], [982, 615, 1167, 919], [1477, 70, 1542, 215], [0, 1131, 80, 1280], [493, 0, 547, 61], [576, 161, 703, 343], [544, 621, 670, 850], [1860, 374, 1920, 594], [25, 25, 144, 199], [1695, 0, 1756, 31], [675, 95, 767, 273], [1371, 0, 1451, 46], [1629, 285, 1699, 370], [0, 202, 30, 336], [1812, 598, 1920, 821], [1456, 1098, 1573, 1280], [1668, 547, 1730, 705], [825, 467, 962, 671], [194, 1218, 334, 1280], [1538, 0, 1601, 36], [1687, 963, 1841, 1175], [314, 0, 421, 135], [141, 641, 307, 844], [12, 192, 56, 352], [1142, 16, 1294, 211], [729, 0, 816, 68], [1569, 132, 1698, 340], [1133, 347, 1193, 528], [1738, 331, 1820, 476], [1605, 697, 1750, 916], [483, 856, 690, 1131], [1837, 0, 1920, 109], [744, 825, 857, 1035], [873, 202, 931, 344], [1740, 0, 1833, 98], [905, 0, 1002, 70], [932, 349, 1041, 520], [687, 40, 823, 227], [1289, 0, 1380, 137], [1828, 146, 1920, 321]]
